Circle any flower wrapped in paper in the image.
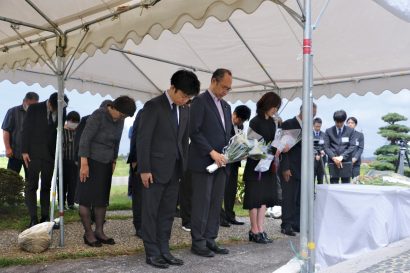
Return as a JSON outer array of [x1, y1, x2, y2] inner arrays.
[[206, 131, 250, 173], [272, 128, 302, 152]]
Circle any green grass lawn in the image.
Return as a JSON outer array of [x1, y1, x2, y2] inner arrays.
[[0, 156, 129, 177]]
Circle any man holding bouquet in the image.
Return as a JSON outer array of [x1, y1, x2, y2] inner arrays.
[[189, 68, 232, 257], [280, 104, 317, 236], [137, 70, 200, 268]]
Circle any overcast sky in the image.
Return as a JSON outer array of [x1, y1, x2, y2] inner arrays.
[[1, 80, 409, 158]]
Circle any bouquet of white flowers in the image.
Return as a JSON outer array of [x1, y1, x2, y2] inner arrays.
[[206, 131, 251, 173]]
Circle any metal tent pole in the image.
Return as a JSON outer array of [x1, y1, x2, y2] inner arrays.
[[300, 0, 313, 272], [56, 36, 66, 247], [307, 53, 315, 271]]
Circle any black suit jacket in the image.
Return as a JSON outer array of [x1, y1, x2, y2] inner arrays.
[[21, 101, 65, 161], [352, 130, 364, 165], [324, 125, 356, 162], [188, 90, 232, 172], [280, 116, 302, 179], [136, 93, 189, 184]]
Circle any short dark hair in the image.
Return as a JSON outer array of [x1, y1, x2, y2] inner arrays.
[[347, 117, 358, 125], [256, 92, 282, 117], [171, 69, 200, 96], [100, 99, 112, 108], [234, 105, 251, 121], [66, 111, 80, 122], [333, 110, 347, 122], [49, 92, 69, 110], [211, 68, 232, 83], [112, 96, 136, 117], [24, 92, 39, 101], [313, 117, 322, 124]]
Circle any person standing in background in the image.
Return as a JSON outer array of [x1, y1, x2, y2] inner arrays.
[[346, 117, 364, 181], [220, 105, 251, 227], [313, 117, 326, 184], [62, 111, 80, 210], [2, 92, 39, 178]]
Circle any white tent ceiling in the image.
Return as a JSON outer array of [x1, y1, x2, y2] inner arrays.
[[1, 0, 409, 102]]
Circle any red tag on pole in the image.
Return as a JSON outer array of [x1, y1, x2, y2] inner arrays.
[[303, 39, 311, 54]]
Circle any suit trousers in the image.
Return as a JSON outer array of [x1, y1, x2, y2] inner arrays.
[[222, 163, 239, 221], [330, 176, 350, 184], [62, 160, 78, 207], [281, 176, 301, 230], [314, 158, 325, 184], [141, 164, 180, 257], [129, 166, 143, 232], [25, 158, 54, 219], [191, 169, 226, 248], [179, 170, 192, 227]]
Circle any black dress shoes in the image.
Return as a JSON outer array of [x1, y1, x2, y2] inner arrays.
[[206, 243, 229, 254], [162, 253, 184, 265], [292, 225, 300, 233], [229, 219, 245, 225], [191, 246, 215, 257], [220, 219, 231, 227], [146, 256, 169, 269], [281, 226, 296, 236]]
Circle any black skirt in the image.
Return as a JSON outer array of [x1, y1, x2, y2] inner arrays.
[[243, 158, 277, 210], [75, 158, 113, 207]]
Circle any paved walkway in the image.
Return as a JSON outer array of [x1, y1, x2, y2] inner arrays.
[[2, 236, 299, 273]]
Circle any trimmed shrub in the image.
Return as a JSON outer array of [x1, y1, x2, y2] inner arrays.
[[0, 168, 25, 206]]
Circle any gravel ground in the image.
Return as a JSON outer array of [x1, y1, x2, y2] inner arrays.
[[0, 212, 287, 262]]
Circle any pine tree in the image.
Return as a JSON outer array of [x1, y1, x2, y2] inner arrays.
[[371, 113, 410, 176]]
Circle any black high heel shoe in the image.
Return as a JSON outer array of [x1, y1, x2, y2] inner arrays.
[[249, 231, 267, 244], [95, 233, 115, 245], [261, 231, 273, 243], [83, 235, 102, 247]]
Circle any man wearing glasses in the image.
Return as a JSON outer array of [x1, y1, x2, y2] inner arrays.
[[189, 68, 233, 257]]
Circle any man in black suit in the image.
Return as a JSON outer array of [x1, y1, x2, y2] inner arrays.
[[280, 104, 317, 236], [22, 92, 69, 227], [127, 110, 143, 238], [220, 105, 251, 227], [323, 110, 356, 184], [313, 117, 326, 184], [137, 70, 200, 269], [346, 117, 364, 180], [189, 68, 232, 257]]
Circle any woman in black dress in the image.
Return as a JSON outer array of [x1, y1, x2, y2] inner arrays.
[[243, 92, 282, 244], [77, 96, 136, 247]]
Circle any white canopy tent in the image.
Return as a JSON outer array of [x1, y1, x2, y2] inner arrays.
[[1, 1, 409, 272], [1, 0, 410, 102]]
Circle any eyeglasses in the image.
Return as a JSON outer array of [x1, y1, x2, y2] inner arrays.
[[220, 84, 232, 92]]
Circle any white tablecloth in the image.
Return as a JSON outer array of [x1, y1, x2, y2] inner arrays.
[[314, 184, 410, 269]]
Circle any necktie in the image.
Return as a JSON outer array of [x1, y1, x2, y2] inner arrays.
[[171, 103, 178, 128], [171, 103, 180, 160], [337, 128, 341, 137]]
